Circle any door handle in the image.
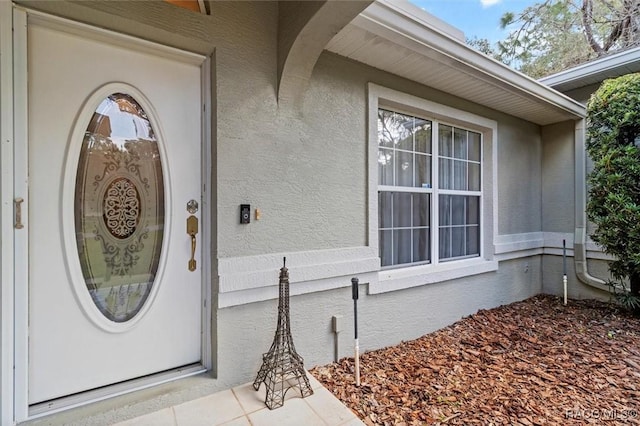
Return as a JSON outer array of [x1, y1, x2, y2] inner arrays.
[[15, 198, 24, 229], [187, 215, 198, 271]]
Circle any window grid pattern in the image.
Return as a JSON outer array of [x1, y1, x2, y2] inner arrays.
[[437, 125, 482, 262], [378, 109, 432, 267], [438, 195, 480, 261], [378, 109, 482, 268]]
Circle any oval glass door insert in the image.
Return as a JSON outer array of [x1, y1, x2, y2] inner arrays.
[[75, 93, 165, 323]]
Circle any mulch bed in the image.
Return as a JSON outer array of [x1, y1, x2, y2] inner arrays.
[[310, 295, 640, 425]]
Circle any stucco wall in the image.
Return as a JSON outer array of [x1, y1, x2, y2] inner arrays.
[[496, 117, 542, 235], [212, 31, 548, 383], [542, 254, 611, 301], [541, 121, 575, 233], [539, 94, 612, 301], [216, 256, 542, 388], [217, 51, 545, 258], [219, 46, 545, 257], [180, 7, 550, 390], [539, 77, 623, 300]]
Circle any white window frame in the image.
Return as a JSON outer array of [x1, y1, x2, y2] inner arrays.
[[368, 84, 498, 294]]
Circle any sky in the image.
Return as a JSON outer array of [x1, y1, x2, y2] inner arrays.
[[409, 0, 539, 42]]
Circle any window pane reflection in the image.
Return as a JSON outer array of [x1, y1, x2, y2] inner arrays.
[[378, 108, 483, 268]]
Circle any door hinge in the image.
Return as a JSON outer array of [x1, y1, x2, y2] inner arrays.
[[15, 197, 24, 229]]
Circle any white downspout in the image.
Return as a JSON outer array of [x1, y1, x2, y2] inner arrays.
[[574, 119, 609, 292]]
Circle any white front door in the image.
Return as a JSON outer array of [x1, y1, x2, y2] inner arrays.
[[27, 17, 205, 405]]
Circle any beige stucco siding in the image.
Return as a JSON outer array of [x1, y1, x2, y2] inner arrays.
[[213, 41, 548, 384], [539, 96, 612, 301], [541, 121, 576, 233], [216, 256, 542, 387], [218, 45, 547, 256], [496, 117, 542, 235], [216, 55, 368, 256]]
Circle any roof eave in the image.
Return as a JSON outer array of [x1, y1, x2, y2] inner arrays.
[[539, 45, 640, 90], [357, 0, 586, 123]]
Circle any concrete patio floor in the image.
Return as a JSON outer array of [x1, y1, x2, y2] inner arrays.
[[112, 374, 364, 426]]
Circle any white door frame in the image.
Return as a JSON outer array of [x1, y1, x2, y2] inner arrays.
[[0, 1, 17, 425], [5, 7, 213, 423]]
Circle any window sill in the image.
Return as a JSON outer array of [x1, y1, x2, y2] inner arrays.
[[370, 258, 498, 294]]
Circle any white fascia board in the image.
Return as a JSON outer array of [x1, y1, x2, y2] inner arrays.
[[540, 46, 640, 88], [381, 0, 465, 42], [360, 0, 586, 119]]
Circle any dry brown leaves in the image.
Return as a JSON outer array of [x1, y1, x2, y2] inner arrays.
[[310, 295, 640, 425]]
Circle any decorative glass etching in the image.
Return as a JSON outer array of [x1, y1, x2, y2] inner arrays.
[[104, 177, 141, 239], [75, 93, 165, 322]]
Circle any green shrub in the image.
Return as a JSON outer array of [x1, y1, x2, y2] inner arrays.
[[586, 73, 640, 315]]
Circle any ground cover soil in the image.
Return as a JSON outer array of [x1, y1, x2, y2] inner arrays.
[[310, 295, 640, 425]]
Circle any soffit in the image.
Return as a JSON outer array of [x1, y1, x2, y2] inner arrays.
[[326, 0, 585, 126]]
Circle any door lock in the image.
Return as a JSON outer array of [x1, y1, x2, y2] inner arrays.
[[187, 199, 199, 214], [187, 215, 198, 271]]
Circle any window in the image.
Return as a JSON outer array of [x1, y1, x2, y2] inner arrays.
[[378, 109, 482, 268]]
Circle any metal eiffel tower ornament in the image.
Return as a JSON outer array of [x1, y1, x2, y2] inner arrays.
[[253, 257, 313, 409]]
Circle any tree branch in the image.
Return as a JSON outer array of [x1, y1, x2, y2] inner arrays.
[[582, 0, 605, 54], [603, 18, 625, 50]]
